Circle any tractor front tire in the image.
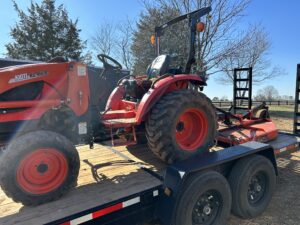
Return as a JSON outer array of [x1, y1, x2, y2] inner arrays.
[[0, 131, 79, 206], [146, 89, 216, 163]]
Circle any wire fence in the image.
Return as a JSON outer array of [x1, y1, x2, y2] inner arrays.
[[212, 100, 294, 108]]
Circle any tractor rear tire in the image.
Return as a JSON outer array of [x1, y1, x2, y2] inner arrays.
[[146, 89, 216, 163], [0, 131, 79, 206]]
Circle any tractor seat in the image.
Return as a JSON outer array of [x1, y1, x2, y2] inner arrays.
[[47, 56, 68, 63], [146, 54, 171, 79]]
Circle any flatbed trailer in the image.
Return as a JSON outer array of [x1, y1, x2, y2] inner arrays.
[[0, 132, 299, 225]]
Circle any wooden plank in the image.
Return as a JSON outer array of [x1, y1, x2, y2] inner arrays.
[[0, 143, 164, 225]]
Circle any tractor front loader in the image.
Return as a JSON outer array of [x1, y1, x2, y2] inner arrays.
[[0, 56, 127, 205]]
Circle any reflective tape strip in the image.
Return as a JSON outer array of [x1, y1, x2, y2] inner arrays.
[[279, 147, 287, 153], [153, 190, 159, 197], [92, 203, 123, 219], [275, 143, 299, 155], [122, 197, 140, 207], [70, 214, 92, 225], [60, 195, 142, 225]]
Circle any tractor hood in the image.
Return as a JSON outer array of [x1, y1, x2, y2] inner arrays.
[[0, 63, 39, 72], [0, 62, 71, 95]]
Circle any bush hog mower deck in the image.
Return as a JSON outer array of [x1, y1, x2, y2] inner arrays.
[[216, 102, 278, 145], [0, 6, 279, 208], [216, 68, 278, 146]]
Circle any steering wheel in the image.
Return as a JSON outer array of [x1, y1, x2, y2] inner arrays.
[[97, 54, 122, 70]]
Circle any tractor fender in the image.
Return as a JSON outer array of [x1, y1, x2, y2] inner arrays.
[[135, 74, 205, 123], [105, 86, 125, 110]]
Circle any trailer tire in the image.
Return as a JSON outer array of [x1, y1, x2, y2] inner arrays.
[[173, 171, 231, 225], [146, 89, 216, 163], [0, 131, 79, 206], [229, 154, 276, 219]]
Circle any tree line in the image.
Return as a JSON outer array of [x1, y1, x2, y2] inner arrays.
[[4, 0, 284, 85], [212, 85, 293, 102]]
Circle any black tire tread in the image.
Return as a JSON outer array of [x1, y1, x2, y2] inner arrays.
[[229, 154, 276, 219], [0, 131, 80, 206], [145, 89, 216, 163], [173, 171, 232, 225]]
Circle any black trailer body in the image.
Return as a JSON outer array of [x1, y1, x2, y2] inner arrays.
[[40, 135, 299, 225], [0, 133, 298, 225]]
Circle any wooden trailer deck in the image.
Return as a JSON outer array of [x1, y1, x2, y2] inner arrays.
[[0, 133, 299, 225], [0, 144, 165, 225]]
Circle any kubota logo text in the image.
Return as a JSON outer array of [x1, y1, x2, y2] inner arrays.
[[8, 70, 48, 84]]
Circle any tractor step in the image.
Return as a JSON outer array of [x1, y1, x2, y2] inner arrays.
[[102, 110, 136, 120], [102, 118, 137, 128]]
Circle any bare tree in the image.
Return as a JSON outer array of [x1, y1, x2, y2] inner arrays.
[[220, 95, 229, 101], [217, 25, 285, 84], [254, 85, 279, 101], [91, 21, 116, 56], [91, 19, 135, 70], [115, 19, 135, 70]]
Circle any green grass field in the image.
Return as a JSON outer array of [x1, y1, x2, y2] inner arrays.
[[268, 105, 294, 132], [269, 105, 294, 118]]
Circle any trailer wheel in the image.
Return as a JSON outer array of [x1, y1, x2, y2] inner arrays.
[[228, 154, 276, 219], [0, 131, 79, 206], [173, 171, 231, 225], [146, 89, 216, 163]]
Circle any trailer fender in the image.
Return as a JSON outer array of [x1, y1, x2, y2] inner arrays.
[[135, 74, 205, 123]]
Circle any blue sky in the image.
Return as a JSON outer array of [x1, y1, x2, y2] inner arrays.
[[0, 0, 299, 99]]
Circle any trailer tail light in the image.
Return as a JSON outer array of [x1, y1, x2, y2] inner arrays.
[[164, 187, 172, 196]]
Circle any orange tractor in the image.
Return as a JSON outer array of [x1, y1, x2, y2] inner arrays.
[[0, 7, 277, 205]]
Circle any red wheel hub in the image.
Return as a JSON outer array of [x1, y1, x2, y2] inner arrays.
[[175, 108, 208, 151], [16, 148, 68, 194]]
